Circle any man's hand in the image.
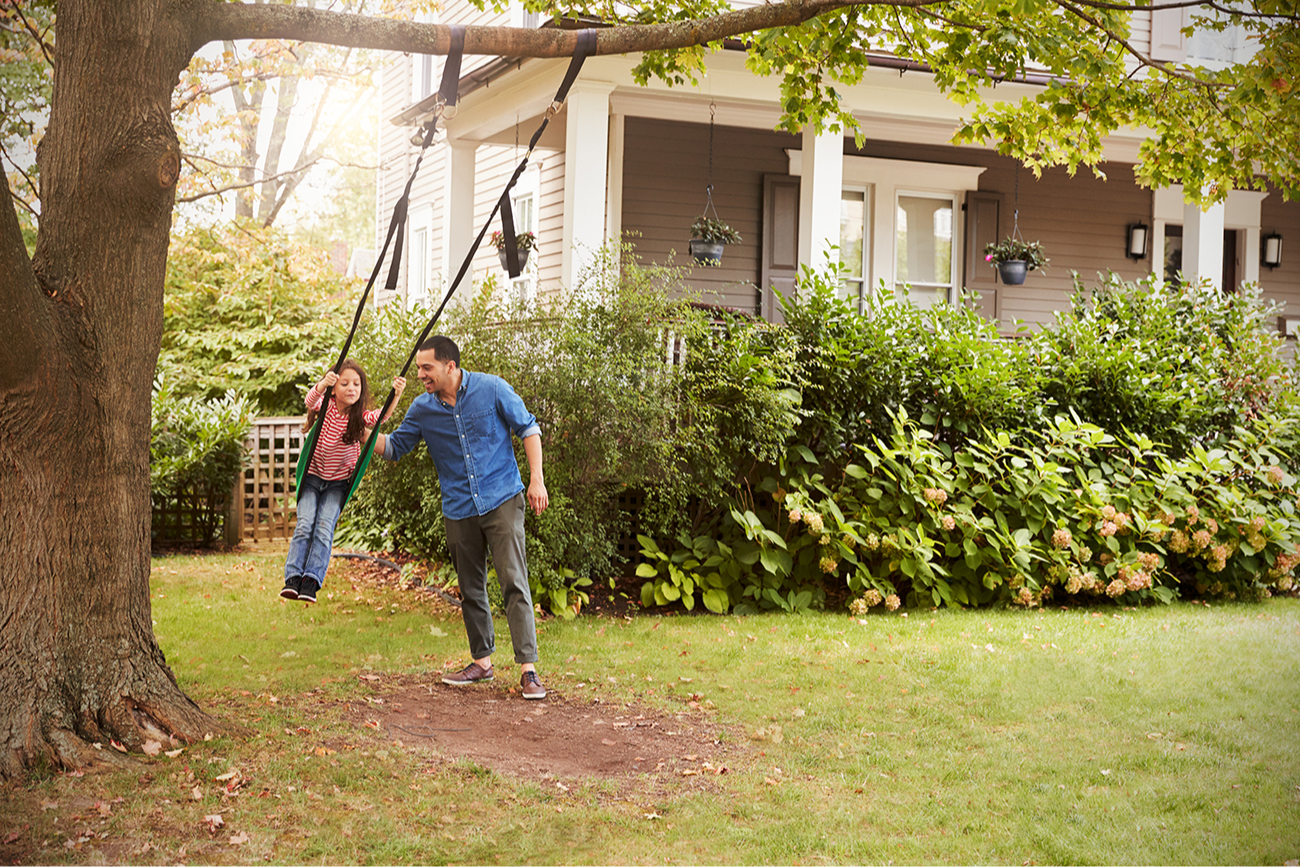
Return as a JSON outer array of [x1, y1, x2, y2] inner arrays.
[[527, 477, 548, 515]]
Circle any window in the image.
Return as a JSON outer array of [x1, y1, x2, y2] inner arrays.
[[895, 192, 955, 307], [839, 188, 868, 313], [408, 226, 429, 310]]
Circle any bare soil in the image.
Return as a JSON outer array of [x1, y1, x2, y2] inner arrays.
[[326, 554, 741, 782], [334, 673, 737, 782]]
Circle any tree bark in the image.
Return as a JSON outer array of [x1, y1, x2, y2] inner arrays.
[[0, 0, 239, 778]]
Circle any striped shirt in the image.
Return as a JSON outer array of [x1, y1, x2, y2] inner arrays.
[[304, 386, 389, 481]]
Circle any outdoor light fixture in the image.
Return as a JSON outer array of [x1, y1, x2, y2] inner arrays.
[[1262, 232, 1283, 269], [1126, 222, 1149, 260]]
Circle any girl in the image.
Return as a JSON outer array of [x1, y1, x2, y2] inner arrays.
[[281, 360, 405, 603]]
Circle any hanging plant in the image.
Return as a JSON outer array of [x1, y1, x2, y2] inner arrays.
[[688, 103, 742, 267], [491, 230, 536, 271], [983, 165, 1047, 285]]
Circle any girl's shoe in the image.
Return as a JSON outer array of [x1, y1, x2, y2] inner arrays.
[[280, 576, 301, 600], [298, 578, 320, 603]]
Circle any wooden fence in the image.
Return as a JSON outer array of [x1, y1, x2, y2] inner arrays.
[[225, 416, 306, 545]]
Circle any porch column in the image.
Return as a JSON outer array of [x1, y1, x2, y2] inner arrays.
[[442, 137, 478, 285], [563, 80, 617, 291], [1182, 198, 1225, 290], [797, 125, 844, 274]]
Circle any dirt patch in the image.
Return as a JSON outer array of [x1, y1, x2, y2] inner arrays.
[[333, 673, 740, 782]]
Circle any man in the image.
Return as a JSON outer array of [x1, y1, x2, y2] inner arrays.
[[377, 335, 549, 700]]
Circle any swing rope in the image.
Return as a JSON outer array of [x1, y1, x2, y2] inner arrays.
[[297, 28, 599, 509]]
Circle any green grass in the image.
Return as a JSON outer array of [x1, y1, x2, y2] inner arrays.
[[3, 548, 1299, 864]]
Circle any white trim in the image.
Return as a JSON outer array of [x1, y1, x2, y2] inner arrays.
[[607, 112, 625, 246]]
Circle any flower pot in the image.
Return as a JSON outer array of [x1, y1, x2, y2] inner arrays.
[[690, 239, 725, 266], [498, 248, 530, 272], [996, 259, 1028, 285]]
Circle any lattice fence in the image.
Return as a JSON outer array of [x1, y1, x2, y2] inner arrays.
[[151, 487, 231, 546], [227, 416, 306, 545]]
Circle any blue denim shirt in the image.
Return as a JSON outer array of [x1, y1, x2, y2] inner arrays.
[[381, 370, 541, 520]]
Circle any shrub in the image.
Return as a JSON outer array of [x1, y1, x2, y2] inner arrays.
[[150, 378, 256, 545], [1035, 274, 1289, 454]]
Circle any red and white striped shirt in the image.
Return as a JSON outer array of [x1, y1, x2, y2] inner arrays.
[[304, 386, 389, 481]]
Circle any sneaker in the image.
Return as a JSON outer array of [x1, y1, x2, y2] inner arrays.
[[298, 578, 319, 603], [520, 670, 546, 700], [441, 662, 494, 686], [279, 576, 301, 600]]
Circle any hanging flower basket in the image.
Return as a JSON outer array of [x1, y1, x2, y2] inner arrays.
[[498, 248, 530, 271], [690, 216, 741, 267], [996, 260, 1029, 285], [490, 231, 536, 273], [984, 237, 1048, 285]]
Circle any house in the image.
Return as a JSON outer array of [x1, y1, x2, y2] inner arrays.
[[375, 2, 1300, 334]]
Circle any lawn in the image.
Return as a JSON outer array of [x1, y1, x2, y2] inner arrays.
[[2, 547, 1298, 865]]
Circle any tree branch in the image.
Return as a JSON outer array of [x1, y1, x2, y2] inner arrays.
[[198, 0, 951, 58], [7, 1, 54, 67], [176, 159, 322, 204]]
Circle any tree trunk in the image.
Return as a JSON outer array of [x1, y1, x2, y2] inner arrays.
[[0, 0, 236, 779]]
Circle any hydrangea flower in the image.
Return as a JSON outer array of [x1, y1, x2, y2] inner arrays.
[[863, 589, 883, 607], [885, 594, 901, 611], [1052, 527, 1072, 549]]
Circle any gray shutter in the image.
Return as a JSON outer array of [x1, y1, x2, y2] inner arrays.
[[1150, 5, 1189, 62], [761, 174, 800, 323], [963, 191, 1002, 320]]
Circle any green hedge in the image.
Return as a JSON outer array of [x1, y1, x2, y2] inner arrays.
[[334, 244, 1299, 614]]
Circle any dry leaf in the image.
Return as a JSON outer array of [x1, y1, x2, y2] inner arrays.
[[95, 801, 113, 818], [229, 831, 249, 845], [764, 777, 779, 786], [359, 674, 380, 682], [191, 786, 203, 801], [203, 814, 224, 830], [313, 746, 337, 757], [214, 770, 239, 782], [164, 748, 185, 758], [110, 740, 127, 753], [600, 738, 616, 746], [142, 740, 162, 756]]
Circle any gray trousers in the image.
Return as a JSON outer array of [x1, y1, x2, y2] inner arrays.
[[444, 492, 538, 664]]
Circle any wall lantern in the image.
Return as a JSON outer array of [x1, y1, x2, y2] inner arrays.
[[1126, 222, 1149, 260], [1262, 232, 1283, 269]]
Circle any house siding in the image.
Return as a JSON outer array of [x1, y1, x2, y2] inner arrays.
[[621, 117, 798, 312], [1260, 189, 1300, 329]]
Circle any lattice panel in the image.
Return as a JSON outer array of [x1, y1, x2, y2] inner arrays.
[[231, 416, 305, 544]]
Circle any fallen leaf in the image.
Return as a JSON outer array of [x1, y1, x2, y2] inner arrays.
[[313, 746, 337, 756], [364, 720, 380, 730], [359, 674, 381, 682], [214, 770, 239, 782], [681, 769, 698, 777], [429, 626, 447, 637], [110, 740, 127, 753], [600, 738, 616, 746], [95, 801, 113, 818], [203, 813, 224, 830], [229, 831, 249, 845], [281, 651, 298, 658], [643, 812, 662, 820], [164, 748, 185, 758], [191, 786, 203, 801], [39, 800, 58, 811], [4, 827, 25, 844], [142, 740, 162, 757], [764, 777, 779, 786]]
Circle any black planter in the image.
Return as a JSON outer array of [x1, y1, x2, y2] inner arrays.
[[996, 259, 1028, 285], [498, 248, 530, 272], [690, 239, 725, 266]]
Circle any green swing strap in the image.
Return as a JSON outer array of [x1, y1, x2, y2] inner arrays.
[[296, 25, 466, 499]]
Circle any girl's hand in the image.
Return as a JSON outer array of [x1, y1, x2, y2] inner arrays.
[[392, 376, 406, 398], [316, 370, 338, 392]]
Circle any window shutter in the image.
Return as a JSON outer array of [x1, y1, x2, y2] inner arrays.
[[963, 191, 1002, 320]]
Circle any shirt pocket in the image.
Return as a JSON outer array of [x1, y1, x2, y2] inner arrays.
[[463, 409, 498, 444]]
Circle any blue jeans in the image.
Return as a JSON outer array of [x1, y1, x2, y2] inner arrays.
[[285, 474, 349, 587]]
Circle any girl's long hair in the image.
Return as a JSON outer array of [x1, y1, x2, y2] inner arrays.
[[302, 359, 371, 445]]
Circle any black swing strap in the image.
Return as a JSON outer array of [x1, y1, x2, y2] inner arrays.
[[297, 25, 465, 492], [354, 29, 598, 491]]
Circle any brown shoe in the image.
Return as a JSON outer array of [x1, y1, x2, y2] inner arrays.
[[442, 662, 494, 686], [520, 670, 546, 700]]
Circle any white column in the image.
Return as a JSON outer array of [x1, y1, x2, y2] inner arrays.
[[797, 125, 844, 273], [606, 113, 625, 250], [1182, 199, 1225, 290], [442, 138, 478, 286], [562, 81, 616, 292]]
